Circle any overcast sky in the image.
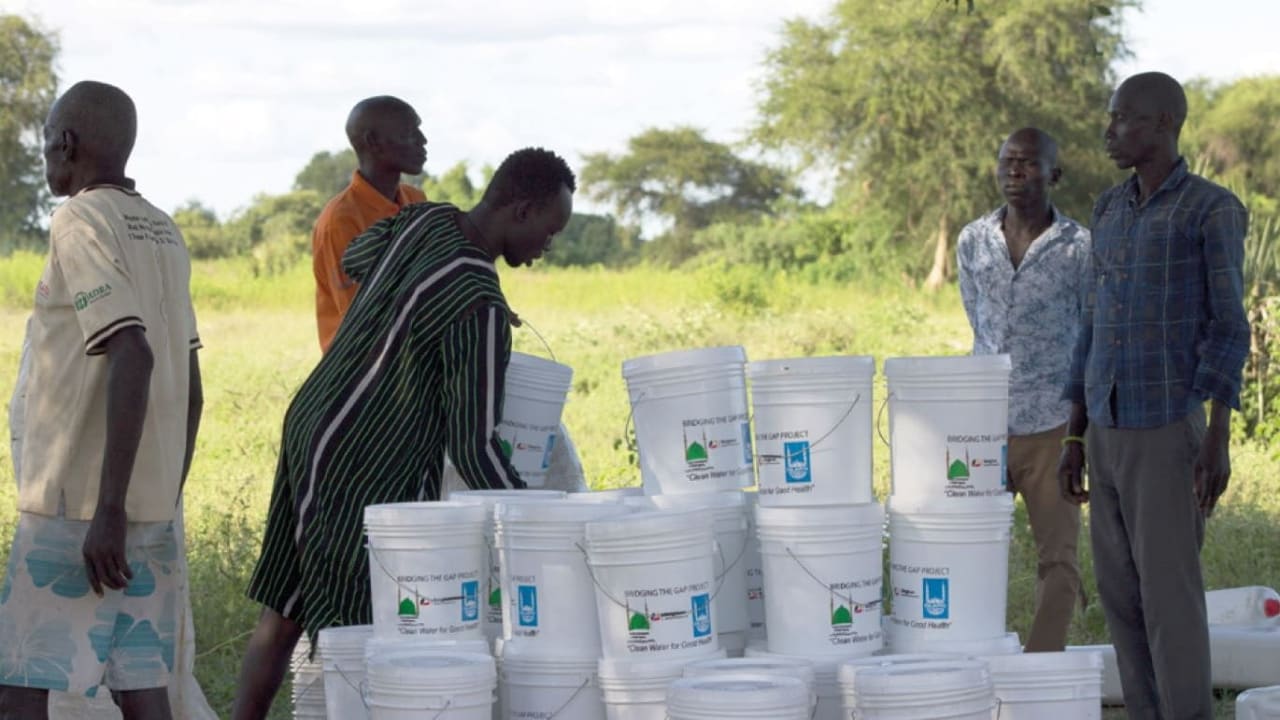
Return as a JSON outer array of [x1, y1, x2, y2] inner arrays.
[[6, 0, 1279, 219]]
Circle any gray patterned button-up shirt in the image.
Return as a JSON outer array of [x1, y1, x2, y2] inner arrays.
[[958, 206, 1091, 435]]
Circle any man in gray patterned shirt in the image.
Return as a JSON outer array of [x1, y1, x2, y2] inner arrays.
[[957, 127, 1090, 652]]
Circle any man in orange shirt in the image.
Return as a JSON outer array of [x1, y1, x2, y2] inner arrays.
[[313, 96, 427, 351]]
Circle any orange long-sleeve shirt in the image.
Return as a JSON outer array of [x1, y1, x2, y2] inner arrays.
[[312, 171, 426, 352]]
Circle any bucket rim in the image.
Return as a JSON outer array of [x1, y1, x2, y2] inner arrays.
[[887, 494, 1015, 516], [622, 345, 747, 378], [496, 500, 631, 524], [364, 501, 487, 525], [597, 650, 725, 680], [585, 509, 708, 543], [748, 355, 875, 378], [852, 659, 991, 695], [667, 672, 810, 710], [638, 490, 746, 512], [447, 489, 566, 505], [509, 351, 573, 375], [984, 650, 1103, 674], [883, 354, 1011, 377]]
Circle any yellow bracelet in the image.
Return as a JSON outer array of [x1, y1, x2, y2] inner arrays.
[[1061, 435, 1085, 447]]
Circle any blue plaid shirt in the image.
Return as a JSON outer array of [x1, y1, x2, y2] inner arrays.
[[1064, 159, 1250, 429]]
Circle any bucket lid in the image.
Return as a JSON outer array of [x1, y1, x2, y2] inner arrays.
[[447, 489, 566, 504], [853, 659, 991, 697], [365, 651, 496, 687], [317, 624, 374, 654], [882, 354, 1011, 378], [1239, 686, 1280, 716], [667, 673, 810, 712], [496, 499, 631, 524], [643, 490, 745, 512], [585, 509, 708, 544], [685, 657, 815, 687], [756, 502, 883, 530], [985, 650, 1103, 676], [837, 654, 960, 688], [621, 345, 746, 378], [742, 648, 842, 683], [747, 355, 875, 379], [884, 624, 1022, 657], [887, 493, 1015, 517], [364, 501, 486, 527]]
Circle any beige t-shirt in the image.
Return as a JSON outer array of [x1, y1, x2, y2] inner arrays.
[[19, 185, 200, 522]]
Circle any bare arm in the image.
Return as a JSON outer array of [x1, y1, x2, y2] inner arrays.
[[84, 325, 153, 595], [181, 348, 203, 497]]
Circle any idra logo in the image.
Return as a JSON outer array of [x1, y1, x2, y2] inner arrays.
[[691, 593, 712, 638], [73, 283, 112, 311], [784, 441, 812, 484], [518, 585, 539, 628], [461, 580, 480, 622], [923, 577, 949, 620]]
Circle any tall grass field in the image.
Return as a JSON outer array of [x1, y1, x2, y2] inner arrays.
[[0, 252, 1275, 718]]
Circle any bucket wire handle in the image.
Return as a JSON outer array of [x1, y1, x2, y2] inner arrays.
[[575, 541, 630, 611], [875, 392, 893, 447], [367, 544, 443, 602], [430, 697, 455, 720], [293, 669, 323, 703], [547, 676, 594, 718], [783, 546, 872, 610], [710, 538, 748, 601], [518, 317, 557, 363], [621, 389, 646, 456], [751, 392, 861, 466]]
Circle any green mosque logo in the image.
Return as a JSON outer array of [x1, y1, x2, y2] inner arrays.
[[683, 426, 710, 467], [945, 447, 971, 481], [626, 598, 653, 634], [500, 437, 514, 459], [830, 591, 853, 627], [398, 594, 419, 619], [489, 585, 501, 608]]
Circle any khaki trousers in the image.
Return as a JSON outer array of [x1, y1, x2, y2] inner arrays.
[[1007, 422, 1083, 652]]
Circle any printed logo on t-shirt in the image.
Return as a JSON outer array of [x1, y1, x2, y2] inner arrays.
[[73, 284, 112, 311]]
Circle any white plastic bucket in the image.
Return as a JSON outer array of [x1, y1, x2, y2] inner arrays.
[[626, 491, 750, 634], [667, 674, 810, 719], [291, 638, 326, 719], [501, 647, 604, 720], [598, 653, 724, 720], [851, 659, 997, 719], [622, 346, 753, 495], [885, 494, 1014, 647], [686, 656, 816, 713], [494, 499, 631, 656], [838, 653, 964, 715], [318, 624, 374, 720], [986, 651, 1102, 719], [364, 635, 491, 660], [564, 486, 645, 503], [448, 490, 567, 647], [496, 352, 574, 488], [364, 502, 487, 640], [365, 651, 495, 719], [585, 511, 720, 660], [756, 504, 884, 657], [744, 648, 848, 720], [743, 493, 766, 642], [1237, 685, 1280, 719], [883, 355, 1011, 501], [748, 356, 875, 506]]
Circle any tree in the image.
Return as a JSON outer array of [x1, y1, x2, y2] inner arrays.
[[580, 126, 798, 240], [293, 147, 427, 198], [752, 0, 1132, 288], [421, 161, 489, 208], [542, 213, 636, 267], [1184, 76, 1280, 202], [173, 199, 230, 259], [0, 15, 58, 250]]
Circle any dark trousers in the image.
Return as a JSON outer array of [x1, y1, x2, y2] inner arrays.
[[1087, 406, 1212, 720]]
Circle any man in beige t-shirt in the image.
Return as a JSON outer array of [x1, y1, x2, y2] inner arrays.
[[0, 81, 204, 720]]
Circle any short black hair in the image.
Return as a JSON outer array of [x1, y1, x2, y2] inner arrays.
[[483, 147, 576, 207]]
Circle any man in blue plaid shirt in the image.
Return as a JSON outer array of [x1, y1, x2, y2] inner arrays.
[[1059, 71, 1250, 719]]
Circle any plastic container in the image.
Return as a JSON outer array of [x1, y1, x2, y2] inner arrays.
[[496, 352, 574, 488], [622, 346, 753, 495], [850, 659, 997, 719], [501, 646, 604, 720], [748, 356, 875, 505], [666, 674, 810, 720], [1206, 586, 1280, 627], [986, 651, 1103, 719], [317, 624, 373, 720], [598, 653, 724, 720], [364, 651, 495, 719]]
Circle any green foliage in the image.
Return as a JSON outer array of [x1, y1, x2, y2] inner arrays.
[[1185, 76, 1280, 201], [222, 189, 326, 263], [0, 15, 58, 251], [422, 161, 489, 209], [173, 199, 230, 260], [752, 0, 1133, 283], [292, 148, 357, 197], [542, 212, 637, 267], [581, 126, 798, 239]]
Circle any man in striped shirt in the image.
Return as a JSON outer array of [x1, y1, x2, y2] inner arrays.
[[231, 148, 575, 719]]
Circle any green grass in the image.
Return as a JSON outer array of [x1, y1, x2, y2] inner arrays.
[[0, 256, 1274, 718]]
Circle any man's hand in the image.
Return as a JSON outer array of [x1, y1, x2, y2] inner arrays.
[[1194, 419, 1231, 516], [83, 506, 132, 595], [1058, 443, 1089, 505]]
